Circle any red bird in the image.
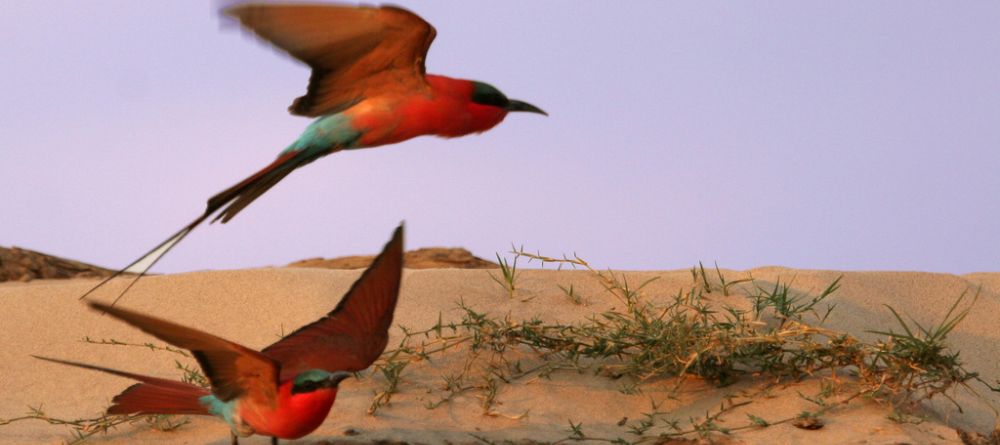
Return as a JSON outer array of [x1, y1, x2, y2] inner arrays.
[[83, 2, 545, 303], [41, 225, 405, 444]]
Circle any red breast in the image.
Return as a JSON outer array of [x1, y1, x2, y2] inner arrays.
[[239, 380, 338, 439]]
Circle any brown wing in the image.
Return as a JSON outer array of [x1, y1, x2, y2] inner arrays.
[[224, 3, 437, 116], [90, 302, 280, 404], [263, 224, 403, 380]]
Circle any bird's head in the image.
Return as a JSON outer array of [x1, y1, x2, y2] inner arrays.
[[422, 75, 546, 137], [470, 81, 547, 117], [290, 369, 353, 394]]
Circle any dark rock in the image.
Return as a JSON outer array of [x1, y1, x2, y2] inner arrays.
[[0, 246, 114, 283], [288, 247, 498, 270]]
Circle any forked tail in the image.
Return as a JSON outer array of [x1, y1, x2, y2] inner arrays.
[[79, 148, 330, 306], [34, 356, 211, 415]]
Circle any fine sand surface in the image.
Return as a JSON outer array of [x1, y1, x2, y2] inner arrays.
[[1, 267, 998, 444]]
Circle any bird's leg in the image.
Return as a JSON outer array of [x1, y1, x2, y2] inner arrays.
[[271, 437, 278, 445], [230, 431, 238, 445]]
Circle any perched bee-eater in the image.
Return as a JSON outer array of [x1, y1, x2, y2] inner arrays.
[[83, 2, 546, 302], [43, 225, 405, 444]]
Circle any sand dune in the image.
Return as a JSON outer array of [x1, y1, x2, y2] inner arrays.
[[1, 266, 997, 444]]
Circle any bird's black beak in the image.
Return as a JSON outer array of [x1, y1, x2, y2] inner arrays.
[[507, 99, 548, 116], [325, 371, 353, 388]]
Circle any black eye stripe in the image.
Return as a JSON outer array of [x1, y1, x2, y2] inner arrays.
[[471, 82, 509, 108], [295, 380, 320, 392], [473, 91, 508, 107]]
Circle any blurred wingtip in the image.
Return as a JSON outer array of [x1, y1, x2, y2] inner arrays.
[[216, 0, 245, 15], [391, 222, 405, 252], [88, 300, 114, 315], [216, 0, 250, 29]]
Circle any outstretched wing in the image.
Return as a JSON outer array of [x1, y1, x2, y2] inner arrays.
[[90, 302, 280, 405], [263, 224, 404, 380], [224, 3, 437, 116]]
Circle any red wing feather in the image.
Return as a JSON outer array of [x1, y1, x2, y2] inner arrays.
[[224, 4, 436, 116], [108, 382, 210, 415], [33, 356, 210, 415], [89, 302, 280, 404], [263, 224, 404, 380], [207, 150, 300, 223]]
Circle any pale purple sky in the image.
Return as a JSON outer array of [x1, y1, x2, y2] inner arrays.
[[2, 1, 999, 274]]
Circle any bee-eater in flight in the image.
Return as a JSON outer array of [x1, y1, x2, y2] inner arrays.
[[43, 225, 405, 444], [82, 2, 546, 303]]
